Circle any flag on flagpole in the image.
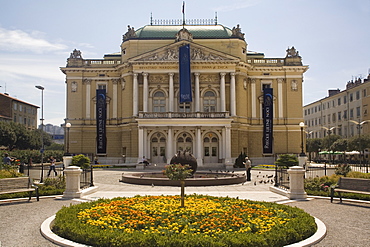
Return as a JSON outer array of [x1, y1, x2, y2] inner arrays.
[[182, 1, 185, 13], [179, 44, 192, 103]]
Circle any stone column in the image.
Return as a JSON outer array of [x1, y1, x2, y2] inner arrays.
[[63, 166, 82, 199], [288, 166, 307, 200], [167, 127, 173, 164], [169, 73, 174, 112], [133, 73, 138, 116], [224, 126, 233, 169], [112, 79, 118, 118], [194, 73, 200, 112], [196, 127, 203, 167], [220, 73, 226, 112], [230, 73, 236, 116], [143, 73, 148, 112], [277, 78, 284, 119], [251, 78, 256, 118], [138, 127, 143, 164], [84, 79, 91, 119]]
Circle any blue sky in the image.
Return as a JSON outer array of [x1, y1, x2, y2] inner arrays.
[[0, 0, 369, 125]]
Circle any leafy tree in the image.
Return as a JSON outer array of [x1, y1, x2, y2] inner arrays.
[[330, 139, 348, 152], [321, 134, 341, 150], [0, 122, 17, 149], [275, 154, 298, 168], [306, 138, 322, 161], [348, 135, 370, 152], [72, 154, 91, 169]]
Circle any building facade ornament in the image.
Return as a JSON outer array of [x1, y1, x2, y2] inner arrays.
[[176, 28, 193, 42], [122, 25, 137, 40], [71, 81, 78, 92], [231, 24, 245, 39]]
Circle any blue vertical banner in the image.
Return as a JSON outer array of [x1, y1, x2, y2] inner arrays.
[[96, 89, 107, 154], [179, 44, 192, 103], [263, 88, 273, 154]]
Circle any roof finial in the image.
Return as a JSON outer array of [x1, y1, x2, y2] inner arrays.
[[215, 12, 218, 25], [150, 12, 153, 25]]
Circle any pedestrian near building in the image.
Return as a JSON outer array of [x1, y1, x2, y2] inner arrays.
[[47, 156, 57, 177], [243, 157, 252, 181]]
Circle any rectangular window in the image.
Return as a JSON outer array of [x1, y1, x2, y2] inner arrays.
[[14, 103, 17, 110], [328, 114, 331, 124], [356, 107, 361, 117], [338, 111, 341, 121], [343, 110, 347, 119], [350, 109, 354, 118], [350, 93, 353, 102], [344, 95, 347, 104], [356, 91, 360, 100], [363, 89, 367, 97], [19, 105, 22, 112], [338, 98, 341, 105]]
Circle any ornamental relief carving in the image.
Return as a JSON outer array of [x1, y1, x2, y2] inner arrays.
[[139, 47, 227, 61], [199, 74, 219, 82], [149, 75, 168, 83]]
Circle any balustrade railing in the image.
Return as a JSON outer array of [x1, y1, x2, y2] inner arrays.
[[84, 59, 121, 66], [247, 58, 284, 66]]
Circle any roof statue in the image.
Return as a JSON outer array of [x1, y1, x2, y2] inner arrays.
[[176, 28, 193, 42], [69, 49, 82, 59], [285, 46, 300, 58], [122, 25, 137, 41], [231, 24, 245, 39]]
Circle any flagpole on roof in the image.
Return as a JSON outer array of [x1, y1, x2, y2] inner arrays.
[[182, 1, 185, 28]]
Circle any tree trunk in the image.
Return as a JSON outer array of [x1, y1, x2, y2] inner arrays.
[[180, 180, 185, 207]]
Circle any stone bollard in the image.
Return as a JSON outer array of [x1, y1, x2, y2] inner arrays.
[[288, 166, 307, 200], [63, 166, 82, 199], [63, 156, 73, 167]]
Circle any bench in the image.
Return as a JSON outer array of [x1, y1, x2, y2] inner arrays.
[[0, 177, 39, 201], [331, 177, 370, 203]]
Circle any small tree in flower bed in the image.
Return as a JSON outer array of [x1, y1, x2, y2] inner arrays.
[[164, 163, 193, 207]]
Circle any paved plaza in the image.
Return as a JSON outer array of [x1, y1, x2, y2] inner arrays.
[[0, 168, 369, 246]]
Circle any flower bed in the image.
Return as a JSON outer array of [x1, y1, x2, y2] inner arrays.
[[53, 195, 316, 247]]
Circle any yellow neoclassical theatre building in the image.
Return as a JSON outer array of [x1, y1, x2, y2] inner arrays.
[[61, 18, 308, 167]]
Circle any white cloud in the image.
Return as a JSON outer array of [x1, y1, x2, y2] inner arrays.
[[0, 27, 68, 53], [213, 0, 261, 12]]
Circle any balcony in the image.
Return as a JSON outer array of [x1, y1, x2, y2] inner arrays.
[[138, 112, 229, 119]]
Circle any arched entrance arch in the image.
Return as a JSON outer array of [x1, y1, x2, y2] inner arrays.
[[203, 132, 219, 163], [151, 132, 166, 164], [176, 132, 193, 154]]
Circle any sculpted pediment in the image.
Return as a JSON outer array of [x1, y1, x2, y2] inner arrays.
[[129, 41, 239, 63]]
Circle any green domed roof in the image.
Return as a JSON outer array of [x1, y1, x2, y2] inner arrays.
[[134, 25, 233, 39]]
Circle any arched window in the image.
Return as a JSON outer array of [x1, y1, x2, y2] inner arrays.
[[153, 91, 166, 112], [203, 91, 216, 112]]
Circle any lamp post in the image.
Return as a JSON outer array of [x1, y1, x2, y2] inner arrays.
[[349, 120, 369, 172], [322, 126, 335, 164], [299, 122, 305, 156], [65, 122, 71, 155], [35, 85, 44, 183]]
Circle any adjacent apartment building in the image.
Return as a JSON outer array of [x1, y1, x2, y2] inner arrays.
[[304, 74, 370, 139], [61, 18, 308, 167], [0, 92, 39, 130]]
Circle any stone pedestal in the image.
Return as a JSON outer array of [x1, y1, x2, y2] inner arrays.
[[63, 156, 73, 167], [288, 166, 307, 200], [63, 166, 82, 199]]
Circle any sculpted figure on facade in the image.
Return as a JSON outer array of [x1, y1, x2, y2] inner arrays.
[[176, 28, 193, 42], [286, 46, 300, 58], [122, 25, 137, 40], [69, 49, 82, 59], [291, 80, 298, 91], [71, 81, 78, 92], [231, 24, 245, 39]]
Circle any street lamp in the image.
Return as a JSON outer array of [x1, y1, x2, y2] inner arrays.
[[299, 122, 305, 156], [349, 120, 369, 171], [65, 122, 71, 155], [35, 85, 44, 183], [322, 126, 336, 164]]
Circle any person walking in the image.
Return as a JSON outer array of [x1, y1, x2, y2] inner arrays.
[[47, 156, 57, 177], [243, 156, 252, 181]]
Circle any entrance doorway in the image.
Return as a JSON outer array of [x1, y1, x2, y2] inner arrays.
[[177, 132, 193, 153], [203, 133, 218, 163], [151, 132, 166, 164]]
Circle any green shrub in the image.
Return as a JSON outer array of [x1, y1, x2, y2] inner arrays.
[[275, 154, 298, 168], [335, 164, 351, 176], [72, 154, 91, 169]]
